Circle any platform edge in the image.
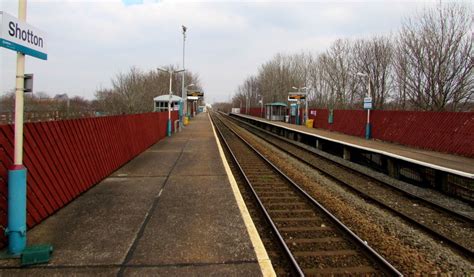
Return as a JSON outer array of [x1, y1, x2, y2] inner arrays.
[[209, 113, 276, 277]]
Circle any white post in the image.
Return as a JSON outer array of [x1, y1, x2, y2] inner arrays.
[[7, 0, 28, 256], [365, 76, 372, 139], [305, 89, 308, 124], [14, 0, 27, 165], [168, 71, 173, 136], [169, 71, 172, 116], [367, 77, 371, 125], [181, 26, 186, 119]]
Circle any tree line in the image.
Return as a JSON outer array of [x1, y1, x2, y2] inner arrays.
[[94, 66, 202, 115], [0, 65, 203, 120], [233, 4, 473, 112]]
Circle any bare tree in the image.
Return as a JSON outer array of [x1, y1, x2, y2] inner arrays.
[[233, 3, 472, 112], [394, 3, 473, 111], [352, 36, 394, 109], [317, 39, 356, 109], [308, 54, 332, 108], [95, 66, 202, 115]]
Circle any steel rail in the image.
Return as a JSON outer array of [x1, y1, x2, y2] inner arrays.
[[229, 113, 473, 222], [211, 113, 304, 276], [225, 113, 474, 257], [211, 112, 402, 276]]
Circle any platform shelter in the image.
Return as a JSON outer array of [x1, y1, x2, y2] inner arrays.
[[153, 95, 183, 112], [265, 102, 287, 121]]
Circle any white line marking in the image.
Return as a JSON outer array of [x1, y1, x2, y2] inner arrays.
[[209, 113, 276, 277]]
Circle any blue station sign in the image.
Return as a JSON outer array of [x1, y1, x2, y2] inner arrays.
[[0, 11, 47, 60]]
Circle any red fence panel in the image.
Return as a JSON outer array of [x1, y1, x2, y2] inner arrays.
[[252, 107, 265, 118], [308, 108, 473, 157], [371, 110, 474, 157], [0, 111, 177, 248]]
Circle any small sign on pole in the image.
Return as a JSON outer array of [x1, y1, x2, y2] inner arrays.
[[363, 97, 373, 110], [24, 73, 33, 93]]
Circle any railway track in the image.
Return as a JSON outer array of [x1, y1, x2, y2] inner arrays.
[[225, 113, 474, 258], [211, 112, 401, 276]]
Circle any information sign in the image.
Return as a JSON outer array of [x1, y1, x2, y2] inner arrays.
[[363, 97, 373, 109], [0, 11, 47, 60], [288, 92, 306, 102]]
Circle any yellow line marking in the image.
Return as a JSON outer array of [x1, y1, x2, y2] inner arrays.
[[209, 113, 276, 277]]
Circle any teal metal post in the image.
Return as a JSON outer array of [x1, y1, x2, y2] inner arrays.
[[328, 109, 334, 124], [179, 100, 183, 128], [6, 165, 27, 255], [365, 122, 371, 139], [295, 103, 300, 125], [167, 119, 172, 136], [365, 109, 371, 139]]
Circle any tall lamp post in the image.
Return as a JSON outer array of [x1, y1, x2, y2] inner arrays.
[[357, 72, 372, 139], [292, 86, 307, 125], [181, 25, 187, 122], [158, 67, 185, 136]]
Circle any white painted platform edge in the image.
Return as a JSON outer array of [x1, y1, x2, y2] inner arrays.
[[209, 113, 276, 277]]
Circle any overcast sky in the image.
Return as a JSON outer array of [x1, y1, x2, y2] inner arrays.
[[1, 0, 444, 103]]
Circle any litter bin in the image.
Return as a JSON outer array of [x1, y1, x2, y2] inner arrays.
[[305, 119, 314, 128], [284, 115, 289, 123], [184, 116, 189, 126]]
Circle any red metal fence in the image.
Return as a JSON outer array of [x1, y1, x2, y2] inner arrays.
[[0, 112, 178, 247], [237, 107, 473, 157], [309, 109, 474, 157]]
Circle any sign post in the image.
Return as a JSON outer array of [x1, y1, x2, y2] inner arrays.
[[1, 2, 50, 261], [363, 97, 372, 139], [288, 92, 306, 125]]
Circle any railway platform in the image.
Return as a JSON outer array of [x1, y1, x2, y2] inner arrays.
[[232, 113, 474, 206], [0, 113, 272, 276], [233, 113, 474, 176]]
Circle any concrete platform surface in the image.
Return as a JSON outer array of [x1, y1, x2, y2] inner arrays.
[[235, 114, 474, 175], [0, 113, 266, 276]]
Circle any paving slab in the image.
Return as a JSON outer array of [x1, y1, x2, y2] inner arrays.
[[171, 151, 226, 176], [112, 151, 180, 177], [148, 137, 189, 152], [0, 177, 165, 267], [127, 176, 256, 265], [182, 137, 219, 153]]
